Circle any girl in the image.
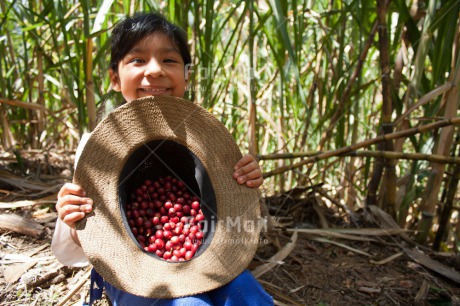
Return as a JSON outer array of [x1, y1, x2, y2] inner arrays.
[[52, 12, 273, 306]]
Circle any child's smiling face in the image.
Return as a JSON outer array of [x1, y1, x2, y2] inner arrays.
[[109, 33, 188, 102]]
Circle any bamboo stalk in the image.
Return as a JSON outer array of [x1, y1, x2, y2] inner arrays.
[[258, 152, 317, 160], [258, 150, 460, 164], [300, 48, 323, 150], [85, 37, 96, 131], [36, 47, 45, 138], [0, 104, 15, 150], [264, 117, 460, 178], [433, 138, 460, 251], [277, 78, 285, 191], [2, 1, 19, 81], [373, 0, 396, 216], [248, 0, 258, 155], [0, 98, 49, 111], [417, 13, 460, 244]]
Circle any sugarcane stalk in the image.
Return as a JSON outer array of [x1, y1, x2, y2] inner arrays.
[[433, 138, 460, 251], [367, 0, 396, 215], [263, 117, 460, 178], [259, 150, 460, 164], [36, 47, 46, 141], [85, 37, 96, 131], [416, 11, 460, 244], [248, 0, 258, 156]]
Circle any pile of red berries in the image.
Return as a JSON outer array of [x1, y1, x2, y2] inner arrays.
[[125, 176, 205, 261]]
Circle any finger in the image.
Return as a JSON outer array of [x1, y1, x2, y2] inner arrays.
[[236, 172, 261, 184], [234, 154, 254, 170], [58, 203, 92, 222], [62, 211, 87, 228], [245, 176, 264, 188], [239, 167, 262, 181], [56, 194, 93, 210], [58, 183, 86, 199], [233, 160, 259, 178], [236, 172, 263, 187]]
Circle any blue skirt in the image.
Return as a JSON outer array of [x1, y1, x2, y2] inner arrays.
[[89, 269, 274, 306]]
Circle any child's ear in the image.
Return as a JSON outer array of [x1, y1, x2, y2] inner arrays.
[[109, 69, 121, 92], [184, 68, 191, 90]]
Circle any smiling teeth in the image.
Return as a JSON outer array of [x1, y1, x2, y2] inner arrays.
[[142, 88, 166, 92]]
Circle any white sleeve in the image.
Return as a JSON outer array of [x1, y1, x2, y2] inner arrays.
[[51, 132, 92, 267], [51, 219, 89, 267], [74, 133, 91, 170]]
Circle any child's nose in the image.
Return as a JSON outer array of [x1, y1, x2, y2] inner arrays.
[[145, 60, 163, 77]]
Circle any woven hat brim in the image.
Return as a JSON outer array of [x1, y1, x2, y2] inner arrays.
[[74, 96, 261, 298]]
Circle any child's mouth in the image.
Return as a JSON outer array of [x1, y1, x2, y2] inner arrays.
[[140, 87, 169, 95]]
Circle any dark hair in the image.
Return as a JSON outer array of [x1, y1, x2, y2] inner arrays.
[[110, 12, 191, 71]]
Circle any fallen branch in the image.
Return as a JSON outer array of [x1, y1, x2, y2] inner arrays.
[[24, 269, 61, 288], [366, 205, 413, 244], [0, 214, 44, 237], [3, 245, 54, 283], [404, 248, 460, 284], [0, 199, 56, 209], [39, 273, 67, 289], [0, 255, 55, 264], [323, 228, 409, 236], [370, 252, 404, 265], [286, 228, 377, 242], [252, 231, 298, 279], [0, 169, 51, 191], [358, 286, 381, 294], [57, 267, 92, 306], [264, 117, 460, 178], [311, 237, 372, 257]]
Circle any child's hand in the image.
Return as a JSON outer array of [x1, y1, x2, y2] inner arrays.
[[56, 183, 93, 229], [233, 154, 263, 188]]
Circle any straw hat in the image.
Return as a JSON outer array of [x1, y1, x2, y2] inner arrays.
[[74, 96, 261, 298]]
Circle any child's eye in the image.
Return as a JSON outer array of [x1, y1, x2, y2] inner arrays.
[[164, 58, 178, 63], [129, 58, 144, 64]]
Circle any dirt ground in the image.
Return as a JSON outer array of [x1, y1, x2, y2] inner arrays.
[[1, 223, 459, 306], [1, 152, 459, 305], [255, 233, 460, 305], [252, 191, 460, 306]]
